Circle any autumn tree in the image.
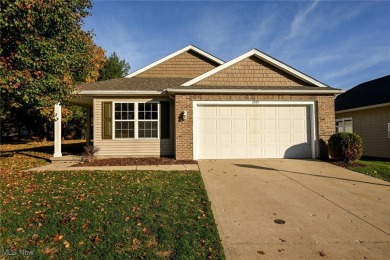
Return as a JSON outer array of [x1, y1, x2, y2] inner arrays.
[[98, 52, 130, 81], [0, 0, 105, 139]]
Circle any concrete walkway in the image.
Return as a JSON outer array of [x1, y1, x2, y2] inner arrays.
[[199, 159, 390, 259], [27, 162, 199, 172]]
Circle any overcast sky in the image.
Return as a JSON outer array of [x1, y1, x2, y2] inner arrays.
[[84, 0, 390, 90]]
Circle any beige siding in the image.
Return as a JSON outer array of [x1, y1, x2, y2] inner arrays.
[[93, 97, 174, 157], [336, 106, 390, 158], [135, 50, 219, 78], [195, 56, 310, 87]]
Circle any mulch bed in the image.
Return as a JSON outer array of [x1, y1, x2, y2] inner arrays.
[[72, 157, 197, 167]]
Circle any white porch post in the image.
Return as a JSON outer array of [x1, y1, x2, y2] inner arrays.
[[86, 107, 91, 146], [53, 103, 62, 157]]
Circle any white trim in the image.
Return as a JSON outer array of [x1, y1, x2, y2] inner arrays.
[[192, 100, 317, 160], [125, 45, 224, 78], [53, 103, 62, 157], [336, 102, 390, 114], [112, 101, 160, 140], [167, 88, 342, 94], [182, 49, 330, 88], [79, 90, 164, 95]]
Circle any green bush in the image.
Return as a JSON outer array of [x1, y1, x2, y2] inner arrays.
[[328, 132, 363, 163]]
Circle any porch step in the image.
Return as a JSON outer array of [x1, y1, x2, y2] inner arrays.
[[50, 155, 82, 163]]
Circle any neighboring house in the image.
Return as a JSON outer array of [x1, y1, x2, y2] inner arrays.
[[335, 75, 390, 159], [54, 45, 342, 160]]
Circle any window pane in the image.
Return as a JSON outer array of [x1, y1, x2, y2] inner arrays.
[[139, 121, 145, 130], [145, 129, 151, 138], [152, 121, 158, 130], [128, 112, 134, 120], [121, 103, 127, 111], [139, 103, 144, 111], [115, 112, 121, 120], [129, 103, 134, 111], [139, 130, 145, 138], [129, 122, 134, 130], [139, 111, 144, 120], [152, 112, 158, 119], [129, 129, 134, 138], [145, 103, 151, 111], [145, 112, 152, 120], [152, 130, 157, 138], [115, 130, 121, 138], [122, 130, 129, 138], [152, 103, 157, 111], [115, 103, 121, 111], [121, 112, 127, 120]]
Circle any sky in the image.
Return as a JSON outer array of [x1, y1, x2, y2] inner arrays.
[[84, 0, 390, 90]]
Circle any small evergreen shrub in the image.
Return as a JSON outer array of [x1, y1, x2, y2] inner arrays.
[[328, 132, 363, 163]]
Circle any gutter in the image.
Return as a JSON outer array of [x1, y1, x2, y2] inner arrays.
[[336, 102, 390, 114], [166, 88, 344, 95], [77, 90, 166, 96]]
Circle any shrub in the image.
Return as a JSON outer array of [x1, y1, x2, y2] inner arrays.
[[328, 132, 363, 163], [82, 145, 100, 162]]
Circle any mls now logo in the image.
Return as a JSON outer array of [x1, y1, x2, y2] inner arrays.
[[2, 249, 34, 256]]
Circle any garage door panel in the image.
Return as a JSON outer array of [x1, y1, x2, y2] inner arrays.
[[218, 133, 232, 144], [197, 105, 312, 159], [219, 119, 232, 131]]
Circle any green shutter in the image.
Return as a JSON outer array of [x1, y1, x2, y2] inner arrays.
[[102, 102, 112, 139], [160, 101, 170, 139]]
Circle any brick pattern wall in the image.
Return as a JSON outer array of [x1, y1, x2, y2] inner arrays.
[[136, 50, 219, 78], [195, 56, 309, 87], [175, 94, 335, 160]]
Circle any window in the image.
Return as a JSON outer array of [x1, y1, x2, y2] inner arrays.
[[138, 103, 158, 138], [336, 118, 353, 133], [388, 123, 390, 138], [112, 102, 160, 139], [115, 103, 135, 138]]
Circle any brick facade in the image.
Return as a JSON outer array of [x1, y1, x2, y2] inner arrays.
[[175, 94, 335, 160], [135, 50, 220, 78]]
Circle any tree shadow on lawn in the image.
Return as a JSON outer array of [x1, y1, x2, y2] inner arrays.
[[1, 141, 86, 161], [234, 163, 390, 187]]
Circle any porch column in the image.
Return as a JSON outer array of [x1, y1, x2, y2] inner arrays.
[[86, 107, 91, 146], [53, 103, 62, 157]]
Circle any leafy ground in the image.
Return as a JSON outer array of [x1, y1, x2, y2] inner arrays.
[[350, 157, 390, 182], [0, 139, 85, 174], [0, 141, 224, 259], [330, 157, 390, 182]]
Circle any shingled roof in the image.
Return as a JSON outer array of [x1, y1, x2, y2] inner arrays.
[[335, 75, 390, 111], [77, 77, 191, 92]]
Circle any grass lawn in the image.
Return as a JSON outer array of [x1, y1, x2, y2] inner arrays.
[[349, 157, 390, 182], [0, 141, 224, 259]]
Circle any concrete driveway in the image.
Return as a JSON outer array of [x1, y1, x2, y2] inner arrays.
[[199, 159, 390, 259]]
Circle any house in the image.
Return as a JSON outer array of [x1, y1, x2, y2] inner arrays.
[[335, 75, 390, 158], [54, 45, 342, 160]]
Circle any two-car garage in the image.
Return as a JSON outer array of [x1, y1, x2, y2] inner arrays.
[[193, 101, 316, 159]]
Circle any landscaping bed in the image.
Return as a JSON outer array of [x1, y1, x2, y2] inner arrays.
[[73, 157, 198, 167]]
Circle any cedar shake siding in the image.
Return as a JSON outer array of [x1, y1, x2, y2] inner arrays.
[[135, 50, 220, 78], [336, 106, 390, 158], [93, 97, 175, 158], [194, 56, 309, 87], [175, 94, 335, 160]]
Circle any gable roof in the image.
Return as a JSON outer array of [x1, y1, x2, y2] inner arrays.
[[125, 45, 224, 78], [335, 75, 390, 112], [181, 49, 330, 88]]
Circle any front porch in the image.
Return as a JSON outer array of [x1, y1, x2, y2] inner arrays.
[[53, 95, 93, 158]]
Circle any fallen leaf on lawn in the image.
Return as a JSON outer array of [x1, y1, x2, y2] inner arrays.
[[53, 234, 64, 242], [44, 248, 56, 256], [63, 241, 70, 249]]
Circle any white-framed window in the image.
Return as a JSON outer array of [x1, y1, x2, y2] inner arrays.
[[388, 123, 390, 138], [113, 101, 159, 139], [336, 118, 353, 133]]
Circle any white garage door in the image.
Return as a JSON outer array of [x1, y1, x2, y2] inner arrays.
[[197, 105, 312, 159]]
